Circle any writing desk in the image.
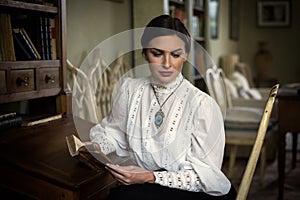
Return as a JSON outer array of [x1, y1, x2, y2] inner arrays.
[[277, 91, 300, 200], [0, 116, 116, 200]]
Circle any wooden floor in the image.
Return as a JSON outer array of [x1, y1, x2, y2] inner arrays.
[[222, 151, 300, 200]]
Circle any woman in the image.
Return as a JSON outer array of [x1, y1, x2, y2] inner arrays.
[[90, 15, 236, 199]]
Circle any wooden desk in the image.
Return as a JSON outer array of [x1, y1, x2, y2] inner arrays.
[[277, 92, 300, 200], [0, 116, 116, 200]]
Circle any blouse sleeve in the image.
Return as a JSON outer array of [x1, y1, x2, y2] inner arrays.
[[90, 78, 131, 157], [155, 94, 231, 196]]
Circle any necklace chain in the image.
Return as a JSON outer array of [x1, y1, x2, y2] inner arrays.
[[152, 88, 174, 109], [151, 79, 183, 109], [151, 79, 183, 128]]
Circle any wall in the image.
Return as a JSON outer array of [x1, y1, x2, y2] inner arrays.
[[66, 0, 132, 68], [206, 0, 238, 66], [66, 0, 300, 85], [132, 0, 164, 78], [238, 0, 300, 85]]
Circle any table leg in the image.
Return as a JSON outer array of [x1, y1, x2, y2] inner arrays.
[[278, 131, 286, 200]]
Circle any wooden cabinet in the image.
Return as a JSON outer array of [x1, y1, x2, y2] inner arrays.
[[0, 0, 70, 116], [0, 1, 116, 199]]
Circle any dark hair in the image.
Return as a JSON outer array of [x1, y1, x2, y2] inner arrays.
[[141, 15, 191, 55]]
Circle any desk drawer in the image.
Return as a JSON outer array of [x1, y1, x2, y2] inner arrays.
[[10, 69, 35, 93], [40, 68, 60, 89]]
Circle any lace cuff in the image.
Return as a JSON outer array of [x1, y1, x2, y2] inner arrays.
[[153, 170, 201, 192], [92, 133, 116, 155]]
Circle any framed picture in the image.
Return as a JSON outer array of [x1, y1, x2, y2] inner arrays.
[[257, 0, 290, 27], [230, 0, 239, 40], [209, 0, 219, 39]]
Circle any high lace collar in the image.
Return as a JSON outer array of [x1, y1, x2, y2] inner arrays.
[[150, 73, 184, 94]]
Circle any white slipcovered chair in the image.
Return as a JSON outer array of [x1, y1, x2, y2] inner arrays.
[[220, 54, 278, 160], [205, 65, 278, 186], [219, 54, 271, 108]]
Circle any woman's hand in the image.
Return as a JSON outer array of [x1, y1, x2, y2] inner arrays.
[[106, 164, 155, 185]]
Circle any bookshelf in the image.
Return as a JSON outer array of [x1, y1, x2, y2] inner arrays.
[[168, 0, 208, 91], [0, 0, 70, 128]]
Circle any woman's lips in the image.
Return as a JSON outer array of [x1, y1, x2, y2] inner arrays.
[[159, 71, 173, 77]]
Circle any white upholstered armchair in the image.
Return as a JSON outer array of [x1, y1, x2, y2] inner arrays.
[[205, 65, 278, 186], [219, 54, 278, 159]]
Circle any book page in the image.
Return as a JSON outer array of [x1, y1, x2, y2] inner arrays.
[[66, 134, 85, 157], [66, 134, 113, 164]]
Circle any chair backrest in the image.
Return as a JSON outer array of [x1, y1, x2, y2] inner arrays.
[[67, 59, 100, 123], [112, 52, 134, 82], [205, 65, 232, 118], [236, 84, 279, 200], [220, 54, 240, 79], [67, 52, 133, 123], [235, 62, 255, 88]]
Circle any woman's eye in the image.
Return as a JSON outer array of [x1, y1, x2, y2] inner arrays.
[[152, 52, 162, 57], [171, 53, 180, 58]]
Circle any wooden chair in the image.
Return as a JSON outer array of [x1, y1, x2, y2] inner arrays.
[[205, 65, 277, 186], [67, 52, 133, 123], [67, 59, 99, 123], [236, 84, 279, 200]]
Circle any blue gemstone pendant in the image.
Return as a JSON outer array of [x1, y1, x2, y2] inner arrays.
[[154, 109, 165, 128]]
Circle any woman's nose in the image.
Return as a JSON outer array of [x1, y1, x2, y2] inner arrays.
[[163, 55, 171, 69]]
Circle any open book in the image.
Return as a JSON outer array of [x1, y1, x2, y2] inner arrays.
[[66, 134, 113, 172]]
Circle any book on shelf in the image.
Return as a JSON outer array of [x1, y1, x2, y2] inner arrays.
[[194, 50, 203, 76], [38, 16, 46, 59], [0, 13, 16, 61], [49, 18, 57, 60], [43, 17, 51, 60], [174, 7, 185, 22], [169, 6, 185, 22], [192, 16, 200, 37], [194, 0, 204, 9], [20, 28, 41, 60], [12, 28, 41, 60], [12, 28, 33, 61], [44, 1, 56, 60], [66, 134, 114, 172], [0, 112, 22, 131], [26, 16, 50, 60], [0, 112, 17, 121]]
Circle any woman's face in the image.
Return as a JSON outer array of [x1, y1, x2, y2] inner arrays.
[[145, 35, 187, 84]]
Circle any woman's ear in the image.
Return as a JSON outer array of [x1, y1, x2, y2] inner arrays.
[[182, 52, 188, 61]]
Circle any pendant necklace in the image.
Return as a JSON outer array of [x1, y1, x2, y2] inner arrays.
[[151, 79, 183, 128]]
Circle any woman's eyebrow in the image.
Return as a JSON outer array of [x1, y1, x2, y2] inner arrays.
[[172, 48, 184, 53], [151, 48, 184, 53]]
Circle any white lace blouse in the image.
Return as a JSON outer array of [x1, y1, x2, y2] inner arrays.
[[90, 73, 231, 196]]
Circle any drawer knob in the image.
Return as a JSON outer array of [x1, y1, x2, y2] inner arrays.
[[45, 74, 56, 84], [16, 76, 29, 87]]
